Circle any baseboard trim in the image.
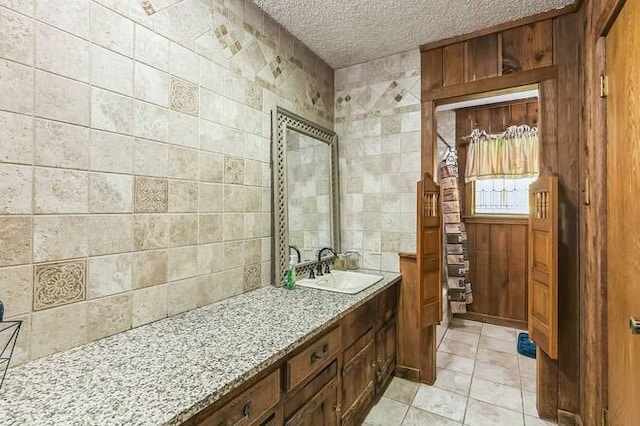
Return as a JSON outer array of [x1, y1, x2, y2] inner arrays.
[[455, 312, 528, 329], [395, 365, 420, 383], [558, 409, 583, 426]]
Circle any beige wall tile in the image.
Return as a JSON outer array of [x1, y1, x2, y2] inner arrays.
[[0, 7, 34, 66], [33, 216, 87, 262], [167, 277, 198, 316], [5, 313, 30, 367], [91, 2, 134, 57], [167, 246, 197, 281], [87, 293, 132, 341], [199, 57, 224, 93], [132, 249, 167, 288], [197, 242, 223, 274], [170, 42, 198, 83], [0, 111, 33, 164], [88, 215, 133, 256], [169, 214, 198, 247], [0, 216, 31, 267], [0, 0, 33, 16], [134, 24, 169, 71], [223, 184, 244, 212], [167, 180, 198, 212], [132, 284, 167, 327], [34, 0, 90, 39], [89, 173, 133, 213], [134, 102, 169, 142], [200, 120, 243, 155], [198, 214, 222, 244], [197, 270, 241, 307], [168, 146, 198, 180], [35, 22, 90, 82], [135, 62, 169, 107], [0, 265, 32, 317], [34, 119, 90, 169], [200, 90, 225, 124], [199, 182, 223, 212], [91, 44, 134, 96], [31, 302, 87, 359], [133, 214, 168, 250], [198, 151, 223, 182], [244, 186, 262, 212], [34, 167, 88, 214], [0, 164, 32, 214], [89, 130, 135, 174], [87, 253, 133, 298], [35, 70, 90, 126], [222, 240, 244, 270], [169, 111, 198, 148], [33, 259, 86, 310], [222, 213, 243, 241], [91, 87, 134, 134], [243, 263, 260, 291], [224, 155, 244, 184], [0, 59, 33, 114]]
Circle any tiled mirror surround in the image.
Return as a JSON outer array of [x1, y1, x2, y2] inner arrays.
[[0, 0, 333, 366], [335, 50, 422, 273]]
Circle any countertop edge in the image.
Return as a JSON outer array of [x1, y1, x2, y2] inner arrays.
[[167, 274, 402, 425]]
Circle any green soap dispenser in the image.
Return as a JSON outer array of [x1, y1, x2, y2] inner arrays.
[[285, 254, 297, 290]]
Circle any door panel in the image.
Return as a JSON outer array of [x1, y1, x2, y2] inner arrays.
[[528, 173, 558, 359], [606, 1, 640, 423], [417, 173, 442, 327]]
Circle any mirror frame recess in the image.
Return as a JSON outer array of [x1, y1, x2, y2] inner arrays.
[[272, 107, 340, 285]]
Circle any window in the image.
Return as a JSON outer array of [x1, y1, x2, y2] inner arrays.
[[474, 176, 537, 215]]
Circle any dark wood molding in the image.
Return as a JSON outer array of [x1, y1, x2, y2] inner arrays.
[[593, 0, 626, 39], [420, 3, 581, 52], [558, 409, 584, 426], [394, 365, 420, 382], [454, 312, 528, 330], [398, 252, 416, 259], [463, 216, 529, 225], [423, 66, 557, 102]]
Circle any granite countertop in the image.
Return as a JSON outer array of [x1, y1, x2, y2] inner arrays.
[[0, 270, 401, 426]]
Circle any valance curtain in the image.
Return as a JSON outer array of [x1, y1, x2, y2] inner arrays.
[[465, 125, 539, 183]]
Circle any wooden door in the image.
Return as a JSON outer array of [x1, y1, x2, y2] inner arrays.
[[285, 378, 338, 426], [528, 172, 558, 359], [606, 2, 640, 423], [417, 172, 442, 327]]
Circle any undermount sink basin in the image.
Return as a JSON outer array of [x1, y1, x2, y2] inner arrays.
[[296, 270, 384, 294]]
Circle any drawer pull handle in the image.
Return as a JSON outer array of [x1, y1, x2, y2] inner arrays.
[[223, 402, 252, 426], [310, 343, 330, 364]]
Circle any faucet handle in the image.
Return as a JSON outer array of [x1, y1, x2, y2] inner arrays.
[[316, 263, 324, 276], [308, 268, 316, 279], [324, 263, 331, 274]]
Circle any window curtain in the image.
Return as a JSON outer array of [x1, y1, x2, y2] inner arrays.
[[465, 125, 539, 183]]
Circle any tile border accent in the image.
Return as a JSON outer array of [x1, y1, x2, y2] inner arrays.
[[33, 259, 87, 311], [134, 177, 168, 213], [170, 77, 199, 116]]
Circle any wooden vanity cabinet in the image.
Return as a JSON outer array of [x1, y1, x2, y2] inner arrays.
[[186, 281, 399, 426]]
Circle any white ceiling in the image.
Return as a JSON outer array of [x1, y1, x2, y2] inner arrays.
[[253, 0, 575, 69]]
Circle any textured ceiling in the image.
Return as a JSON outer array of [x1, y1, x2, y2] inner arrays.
[[253, 0, 575, 69]]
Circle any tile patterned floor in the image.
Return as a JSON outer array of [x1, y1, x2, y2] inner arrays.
[[364, 319, 556, 426]]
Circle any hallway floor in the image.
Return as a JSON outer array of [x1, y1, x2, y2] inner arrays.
[[364, 319, 555, 426]]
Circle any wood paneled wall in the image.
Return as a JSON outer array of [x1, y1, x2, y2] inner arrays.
[[451, 99, 539, 328], [420, 6, 583, 422]]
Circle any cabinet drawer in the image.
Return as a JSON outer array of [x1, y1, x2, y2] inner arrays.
[[199, 370, 280, 426], [285, 326, 341, 391], [342, 301, 374, 350]]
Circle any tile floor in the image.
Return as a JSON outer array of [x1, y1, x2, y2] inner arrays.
[[364, 319, 556, 426]]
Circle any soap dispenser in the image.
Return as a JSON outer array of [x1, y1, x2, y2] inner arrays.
[[285, 254, 297, 290]]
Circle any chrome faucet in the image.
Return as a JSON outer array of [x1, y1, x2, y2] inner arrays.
[[316, 247, 337, 276]]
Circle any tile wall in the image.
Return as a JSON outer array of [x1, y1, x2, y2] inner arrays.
[[0, 0, 333, 366], [335, 50, 421, 272]]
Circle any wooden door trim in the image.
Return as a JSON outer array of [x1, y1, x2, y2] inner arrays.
[[419, 3, 581, 51], [593, 0, 627, 40]]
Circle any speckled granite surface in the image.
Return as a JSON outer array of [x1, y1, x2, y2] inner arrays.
[[0, 271, 400, 426]]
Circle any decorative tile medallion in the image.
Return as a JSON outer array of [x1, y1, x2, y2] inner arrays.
[[171, 78, 199, 116], [135, 177, 168, 213], [244, 264, 261, 291], [224, 156, 245, 184], [33, 260, 86, 311], [142, 0, 156, 15]]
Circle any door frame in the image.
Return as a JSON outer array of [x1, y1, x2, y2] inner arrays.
[[582, 0, 627, 424]]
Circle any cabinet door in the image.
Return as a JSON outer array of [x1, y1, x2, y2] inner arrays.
[[341, 330, 375, 425], [285, 378, 338, 426], [375, 318, 397, 393]]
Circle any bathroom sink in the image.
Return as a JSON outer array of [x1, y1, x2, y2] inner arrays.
[[296, 270, 384, 294]]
